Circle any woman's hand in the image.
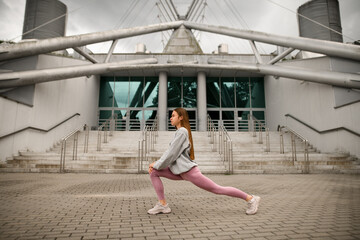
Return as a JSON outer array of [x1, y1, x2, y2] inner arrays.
[[148, 162, 155, 174]]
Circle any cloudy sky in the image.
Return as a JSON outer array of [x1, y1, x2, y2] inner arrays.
[[0, 0, 359, 54]]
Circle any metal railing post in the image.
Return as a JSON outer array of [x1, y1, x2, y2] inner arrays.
[[258, 125, 263, 144], [72, 131, 79, 160], [252, 119, 256, 137], [97, 127, 102, 151], [84, 125, 89, 153], [59, 125, 84, 173], [137, 116, 158, 173], [103, 120, 108, 143], [265, 128, 270, 152], [291, 133, 297, 163], [279, 126, 310, 172], [219, 129, 223, 155], [229, 140, 233, 174], [141, 137, 145, 172], [60, 140, 66, 173], [304, 140, 309, 174], [138, 140, 141, 173], [280, 131, 284, 154], [207, 117, 233, 174]]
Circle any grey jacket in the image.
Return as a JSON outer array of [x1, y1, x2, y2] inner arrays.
[[153, 127, 197, 175]]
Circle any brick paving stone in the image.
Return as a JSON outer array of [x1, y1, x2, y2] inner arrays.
[[0, 173, 359, 240]]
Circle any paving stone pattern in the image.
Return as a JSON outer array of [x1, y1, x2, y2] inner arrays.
[[0, 173, 359, 240]]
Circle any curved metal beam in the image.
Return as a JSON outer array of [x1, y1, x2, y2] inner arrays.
[[0, 58, 158, 89], [183, 21, 360, 61], [0, 21, 183, 62], [2, 21, 359, 63], [207, 59, 360, 89], [1, 61, 359, 90]]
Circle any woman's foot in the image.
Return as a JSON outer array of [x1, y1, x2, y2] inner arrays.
[[246, 195, 260, 215], [147, 202, 171, 215]]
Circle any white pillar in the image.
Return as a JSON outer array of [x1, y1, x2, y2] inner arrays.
[[158, 72, 168, 131], [197, 71, 207, 132]]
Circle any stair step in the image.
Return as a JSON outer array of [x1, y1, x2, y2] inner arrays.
[[3, 131, 359, 174]]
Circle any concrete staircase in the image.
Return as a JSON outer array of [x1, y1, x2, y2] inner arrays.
[[229, 132, 360, 174], [2, 131, 142, 173], [1, 130, 359, 174]]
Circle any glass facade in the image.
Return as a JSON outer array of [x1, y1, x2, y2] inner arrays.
[[99, 76, 158, 130], [167, 77, 197, 108], [98, 75, 265, 131], [206, 77, 265, 131], [206, 77, 220, 108]]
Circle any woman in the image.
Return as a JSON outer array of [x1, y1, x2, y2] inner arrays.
[[148, 108, 260, 215]]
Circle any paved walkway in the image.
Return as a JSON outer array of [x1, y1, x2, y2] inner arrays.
[[0, 173, 359, 240]]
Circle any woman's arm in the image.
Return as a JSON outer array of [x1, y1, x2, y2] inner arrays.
[[152, 130, 188, 170]]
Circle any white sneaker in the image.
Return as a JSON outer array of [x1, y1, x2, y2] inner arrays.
[[246, 195, 260, 215], [147, 202, 171, 215]]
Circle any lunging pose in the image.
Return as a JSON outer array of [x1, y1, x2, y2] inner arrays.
[[148, 108, 260, 215]]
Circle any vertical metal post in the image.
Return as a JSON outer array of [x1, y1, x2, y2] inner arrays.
[[219, 128, 223, 155], [97, 129, 101, 151], [141, 139, 144, 172], [138, 140, 141, 173], [60, 141, 65, 173], [229, 140, 233, 174], [207, 116, 210, 137], [258, 125, 263, 144], [304, 140, 310, 174], [73, 132, 78, 161], [265, 128, 270, 152], [291, 134, 297, 164], [103, 121, 108, 143], [214, 126, 217, 152], [224, 139, 227, 163], [84, 125, 89, 153], [280, 132, 284, 154], [252, 120, 256, 137]]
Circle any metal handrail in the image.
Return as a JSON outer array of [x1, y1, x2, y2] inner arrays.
[[279, 125, 310, 173], [207, 115, 233, 173], [250, 115, 270, 152], [59, 125, 84, 173], [219, 125, 233, 174], [138, 116, 158, 173], [285, 114, 360, 137], [0, 113, 80, 140], [97, 116, 113, 151]]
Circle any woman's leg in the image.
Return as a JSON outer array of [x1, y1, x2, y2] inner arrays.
[[181, 167, 248, 200], [150, 167, 183, 201]]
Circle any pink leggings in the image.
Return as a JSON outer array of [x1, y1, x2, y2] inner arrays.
[[150, 166, 248, 200]]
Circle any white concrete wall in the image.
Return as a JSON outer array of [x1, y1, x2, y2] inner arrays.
[[0, 54, 99, 163], [265, 57, 360, 158]]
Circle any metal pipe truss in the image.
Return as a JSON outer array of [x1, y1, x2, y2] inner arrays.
[[0, 58, 158, 89], [206, 59, 360, 89], [183, 21, 360, 61], [0, 21, 183, 62], [0, 21, 359, 90], [2, 61, 359, 90]]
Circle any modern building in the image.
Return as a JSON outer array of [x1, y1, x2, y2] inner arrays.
[[0, 0, 359, 165]]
